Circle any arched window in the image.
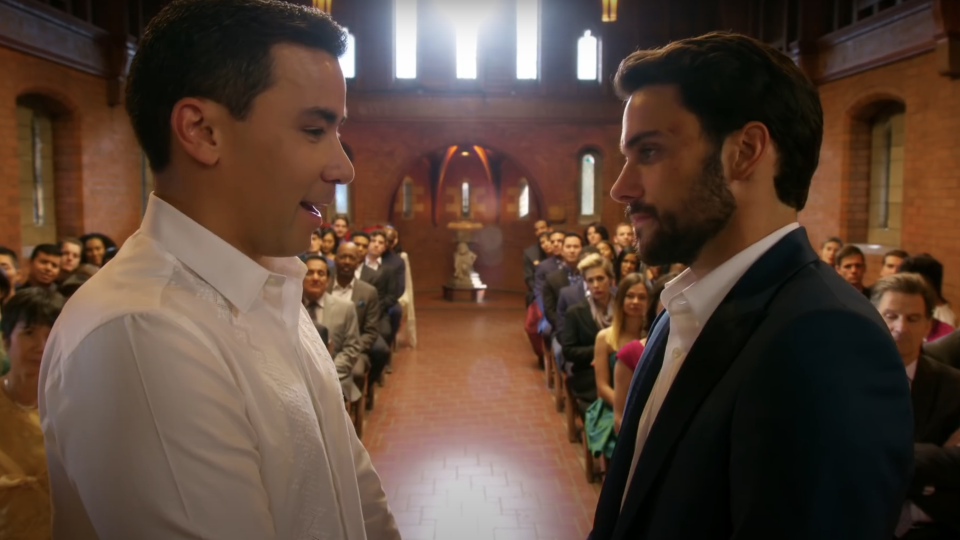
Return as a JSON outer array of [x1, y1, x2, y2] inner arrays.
[[579, 151, 600, 220], [577, 30, 599, 81], [456, 26, 478, 79], [341, 28, 356, 79], [461, 181, 471, 217], [518, 178, 530, 218], [867, 104, 906, 247], [516, 0, 539, 80], [16, 97, 58, 249], [402, 177, 414, 219], [394, 0, 417, 79]]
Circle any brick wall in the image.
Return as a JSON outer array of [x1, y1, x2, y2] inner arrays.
[[805, 51, 960, 308], [0, 46, 144, 255]]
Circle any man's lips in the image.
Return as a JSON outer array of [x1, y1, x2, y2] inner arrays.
[[630, 213, 654, 226]]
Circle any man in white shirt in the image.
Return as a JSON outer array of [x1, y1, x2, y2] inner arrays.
[[590, 32, 912, 540], [38, 1, 398, 538]]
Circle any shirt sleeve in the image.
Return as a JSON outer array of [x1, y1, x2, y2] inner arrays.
[[43, 313, 277, 540]]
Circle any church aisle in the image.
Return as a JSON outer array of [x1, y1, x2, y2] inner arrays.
[[363, 293, 600, 540]]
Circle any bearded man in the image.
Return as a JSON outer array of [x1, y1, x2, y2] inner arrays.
[[589, 32, 913, 540]]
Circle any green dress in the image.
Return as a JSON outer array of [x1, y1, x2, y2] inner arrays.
[[584, 352, 618, 459]]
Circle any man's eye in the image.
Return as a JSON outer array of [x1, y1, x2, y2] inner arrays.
[[304, 128, 325, 137]]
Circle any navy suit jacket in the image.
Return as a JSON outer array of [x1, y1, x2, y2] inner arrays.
[[590, 226, 913, 540], [555, 283, 587, 340], [524, 244, 545, 306], [380, 250, 406, 299]]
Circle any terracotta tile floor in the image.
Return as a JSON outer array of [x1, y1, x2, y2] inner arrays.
[[363, 292, 600, 540]]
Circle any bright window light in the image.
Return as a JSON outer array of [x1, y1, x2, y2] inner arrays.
[[461, 181, 471, 216], [519, 179, 530, 218], [580, 154, 595, 216], [395, 0, 417, 79], [456, 26, 478, 79], [340, 29, 356, 79], [577, 30, 599, 81], [516, 0, 539, 79], [335, 183, 349, 216]]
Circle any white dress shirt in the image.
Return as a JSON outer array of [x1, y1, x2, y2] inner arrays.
[[39, 194, 399, 540], [331, 277, 356, 301], [364, 256, 382, 272], [622, 222, 800, 506]]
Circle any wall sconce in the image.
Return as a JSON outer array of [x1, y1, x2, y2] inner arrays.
[[601, 0, 617, 22], [313, 0, 331, 12]]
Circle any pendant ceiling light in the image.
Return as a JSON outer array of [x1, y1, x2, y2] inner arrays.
[[313, 0, 331, 12], [602, 0, 618, 22]]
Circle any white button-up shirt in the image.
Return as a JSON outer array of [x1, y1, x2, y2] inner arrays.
[[364, 256, 382, 272], [39, 194, 399, 540], [622, 222, 800, 505], [331, 277, 356, 301]]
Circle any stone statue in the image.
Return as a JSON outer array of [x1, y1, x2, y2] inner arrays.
[[453, 242, 477, 283]]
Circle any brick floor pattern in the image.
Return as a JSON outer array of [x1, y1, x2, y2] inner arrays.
[[363, 293, 601, 540]]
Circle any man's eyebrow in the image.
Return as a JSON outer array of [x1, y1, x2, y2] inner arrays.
[[301, 107, 346, 126], [620, 130, 662, 153]]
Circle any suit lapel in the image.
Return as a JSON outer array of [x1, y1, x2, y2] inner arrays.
[[612, 226, 819, 540], [911, 356, 937, 442]]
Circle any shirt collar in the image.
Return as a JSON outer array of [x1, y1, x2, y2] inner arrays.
[[333, 277, 356, 291], [662, 222, 800, 333], [905, 359, 918, 384], [141, 194, 307, 314]]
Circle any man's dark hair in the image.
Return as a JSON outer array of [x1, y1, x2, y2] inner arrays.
[[871, 273, 937, 319], [537, 231, 552, 242], [834, 245, 864, 268], [614, 31, 823, 211], [898, 254, 944, 300], [369, 229, 388, 242], [31, 244, 62, 260], [333, 214, 350, 226], [126, 0, 347, 172], [0, 246, 19, 267], [1, 287, 64, 341], [883, 249, 909, 264], [563, 233, 584, 247], [351, 231, 370, 242], [303, 254, 329, 271], [822, 236, 843, 248]]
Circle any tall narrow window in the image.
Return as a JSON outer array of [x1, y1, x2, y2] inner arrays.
[[456, 25, 478, 79], [30, 113, 44, 225], [402, 177, 414, 219], [516, 0, 539, 80], [518, 178, 530, 218], [16, 96, 58, 248], [341, 29, 356, 79], [577, 30, 599, 81], [461, 181, 471, 217], [394, 0, 417, 79], [335, 184, 350, 218], [580, 153, 597, 217], [867, 103, 906, 247]]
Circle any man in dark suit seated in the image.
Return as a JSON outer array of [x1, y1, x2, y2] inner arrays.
[[524, 230, 554, 366], [331, 242, 391, 394], [591, 32, 912, 540], [524, 220, 552, 307], [366, 230, 403, 347], [871, 274, 960, 539], [544, 233, 584, 371], [926, 329, 960, 369]]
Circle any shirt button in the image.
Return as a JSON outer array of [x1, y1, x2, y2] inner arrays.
[[672, 348, 682, 359]]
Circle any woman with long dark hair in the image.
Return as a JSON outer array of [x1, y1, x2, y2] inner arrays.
[[79, 233, 117, 267]]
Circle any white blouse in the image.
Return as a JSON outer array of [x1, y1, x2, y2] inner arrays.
[[39, 195, 399, 540]]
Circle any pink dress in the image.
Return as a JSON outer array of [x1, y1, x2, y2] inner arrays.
[[616, 340, 646, 371], [928, 319, 954, 342]]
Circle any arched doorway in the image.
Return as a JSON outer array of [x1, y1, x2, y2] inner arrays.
[[389, 144, 544, 293]]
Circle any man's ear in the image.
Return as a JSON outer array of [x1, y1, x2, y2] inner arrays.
[[170, 97, 223, 167], [727, 121, 771, 182]]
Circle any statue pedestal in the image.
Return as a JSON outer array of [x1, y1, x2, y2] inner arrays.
[[442, 284, 486, 303], [445, 220, 486, 302]]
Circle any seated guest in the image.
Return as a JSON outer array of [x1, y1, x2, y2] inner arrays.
[[0, 246, 18, 288], [584, 222, 610, 246], [820, 236, 843, 267], [524, 230, 553, 365], [332, 214, 352, 242], [332, 242, 391, 388], [615, 247, 639, 283], [561, 254, 614, 410], [307, 228, 323, 255], [612, 223, 636, 256], [20, 244, 61, 292], [0, 287, 64, 540], [379, 228, 406, 297], [835, 244, 869, 297], [302, 255, 365, 403], [926, 329, 960, 369], [79, 232, 116, 267], [319, 227, 339, 260], [364, 231, 401, 345], [523, 221, 552, 307], [385, 226, 403, 254], [546, 234, 585, 370], [350, 231, 370, 271], [587, 272, 648, 455], [56, 238, 83, 285], [595, 240, 617, 263], [871, 274, 960, 539], [533, 231, 566, 313], [881, 249, 909, 279], [900, 254, 957, 328]]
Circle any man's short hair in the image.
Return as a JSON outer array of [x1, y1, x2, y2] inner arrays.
[[870, 273, 937, 319], [0, 246, 19, 267], [368, 229, 388, 242], [614, 31, 822, 211], [616, 223, 633, 233], [898, 254, 945, 300], [822, 236, 843, 248], [303, 254, 329, 271], [537, 231, 552, 242], [333, 214, 350, 226], [31, 244, 62, 260], [549, 230, 566, 240], [577, 253, 614, 278], [834, 245, 864, 267], [350, 231, 370, 242], [563, 232, 584, 247], [59, 237, 82, 250], [1, 287, 64, 341], [126, 0, 347, 172]]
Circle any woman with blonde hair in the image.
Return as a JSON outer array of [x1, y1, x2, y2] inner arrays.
[[584, 271, 649, 459]]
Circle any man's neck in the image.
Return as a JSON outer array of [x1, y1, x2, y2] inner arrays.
[[691, 205, 796, 276], [336, 274, 354, 288], [367, 254, 380, 264], [304, 292, 323, 304]]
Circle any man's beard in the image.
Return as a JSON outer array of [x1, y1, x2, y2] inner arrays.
[[627, 149, 736, 266]]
